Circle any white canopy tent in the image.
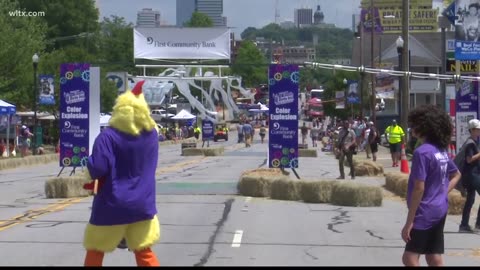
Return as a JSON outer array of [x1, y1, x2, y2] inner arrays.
[[171, 109, 196, 120], [0, 100, 16, 157], [248, 102, 269, 113]]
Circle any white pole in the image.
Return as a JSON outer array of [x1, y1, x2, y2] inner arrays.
[[6, 115, 10, 157]]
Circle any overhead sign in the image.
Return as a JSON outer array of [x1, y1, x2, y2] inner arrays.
[[268, 64, 299, 169], [59, 63, 90, 168], [134, 27, 231, 60]]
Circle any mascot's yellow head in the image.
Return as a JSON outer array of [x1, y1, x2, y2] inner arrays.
[[108, 80, 157, 136]]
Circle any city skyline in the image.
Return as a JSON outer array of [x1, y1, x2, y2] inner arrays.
[[97, 0, 363, 37]]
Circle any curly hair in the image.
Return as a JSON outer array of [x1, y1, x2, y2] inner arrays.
[[408, 105, 452, 150]]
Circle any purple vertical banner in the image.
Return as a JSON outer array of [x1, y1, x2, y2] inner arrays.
[[455, 80, 478, 151], [360, 8, 383, 33], [268, 64, 299, 168], [59, 63, 90, 168], [202, 119, 214, 141]]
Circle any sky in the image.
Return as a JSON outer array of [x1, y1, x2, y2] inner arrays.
[[96, 0, 364, 37]]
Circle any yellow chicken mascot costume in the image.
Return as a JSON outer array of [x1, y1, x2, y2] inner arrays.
[[82, 80, 160, 266]]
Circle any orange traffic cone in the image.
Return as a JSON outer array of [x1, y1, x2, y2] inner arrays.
[[400, 143, 410, 174]]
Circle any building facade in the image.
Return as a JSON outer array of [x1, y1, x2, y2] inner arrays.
[[176, 0, 196, 27], [136, 8, 161, 28], [294, 8, 313, 28], [177, 0, 226, 27]]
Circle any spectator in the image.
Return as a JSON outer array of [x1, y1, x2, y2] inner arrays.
[[336, 120, 356, 179], [401, 105, 461, 266]]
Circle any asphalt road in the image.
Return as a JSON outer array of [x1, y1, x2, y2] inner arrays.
[[0, 132, 480, 266]]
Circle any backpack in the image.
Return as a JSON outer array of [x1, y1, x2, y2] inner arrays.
[[453, 138, 476, 173], [453, 138, 477, 196]]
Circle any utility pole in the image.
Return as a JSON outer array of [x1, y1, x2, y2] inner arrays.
[[439, 16, 450, 112], [370, 0, 376, 123], [359, 17, 365, 120], [400, 0, 410, 133]]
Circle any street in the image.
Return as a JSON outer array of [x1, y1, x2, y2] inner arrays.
[[0, 132, 479, 266]]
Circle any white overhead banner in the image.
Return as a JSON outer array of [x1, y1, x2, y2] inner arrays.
[[134, 27, 231, 60]]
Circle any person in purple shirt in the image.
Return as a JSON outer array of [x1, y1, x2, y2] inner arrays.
[[82, 81, 160, 266], [402, 105, 461, 266]]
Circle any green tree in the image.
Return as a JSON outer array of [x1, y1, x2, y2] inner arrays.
[[0, 0, 46, 109], [184, 12, 213, 27], [240, 27, 258, 40], [17, 0, 99, 51], [97, 15, 135, 71], [231, 40, 268, 87]]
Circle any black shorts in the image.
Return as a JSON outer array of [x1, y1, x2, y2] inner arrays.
[[389, 143, 401, 154], [369, 143, 378, 153], [405, 215, 446, 255]]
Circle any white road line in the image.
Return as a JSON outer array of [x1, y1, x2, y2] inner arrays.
[[231, 230, 243, 248], [245, 197, 252, 203]]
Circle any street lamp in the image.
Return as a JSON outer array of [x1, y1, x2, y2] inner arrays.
[[396, 36, 403, 124], [32, 53, 39, 156]]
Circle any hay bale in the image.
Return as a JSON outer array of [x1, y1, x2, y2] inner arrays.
[[384, 172, 408, 197], [395, 178, 408, 198], [331, 182, 383, 207], [238, 169, 290, 197], [45, 175, 91, 198], [299, 149, 317, 157], [300, 180, 336, 203], [354, 160, 384, 176], [270, 179, 302, 201], [0, 153, 59, 171], [241, 168, 286, 177], [181, 148, 204, 156], [203, 147, 224, 156], [384, 172, 397, 193], [237, 176, 274, 197], [449, 190, 466, 215]]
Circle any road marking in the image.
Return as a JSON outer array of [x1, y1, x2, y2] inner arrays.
[[0, 197, 85, 232], [245, 197, 252, 203], [155, 157, 206, 175], [231, 230, 243, 247]]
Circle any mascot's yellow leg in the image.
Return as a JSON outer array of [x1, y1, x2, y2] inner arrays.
[[134, 247, 160, 266], [84, 250, 104, 266]]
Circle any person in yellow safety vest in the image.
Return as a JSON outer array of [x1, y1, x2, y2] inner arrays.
[[385, 119, 405, 167], [193, 125, 201, 140], [223, 126, 229, 133]]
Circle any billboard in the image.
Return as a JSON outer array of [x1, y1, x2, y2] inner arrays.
[[360, 0, 432, 9], [134, 27, 231, 60], [59, 63, 90, 168], [362, 8, 438, 33], [455, 0, 480, 60], [268, 64, 299, 169]]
